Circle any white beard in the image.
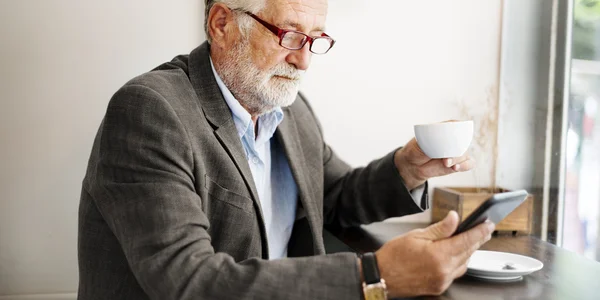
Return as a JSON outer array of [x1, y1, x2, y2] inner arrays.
[[218, 39, 305, 116]]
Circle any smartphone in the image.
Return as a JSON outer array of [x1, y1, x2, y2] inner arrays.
[[452, 189, 529, 236]]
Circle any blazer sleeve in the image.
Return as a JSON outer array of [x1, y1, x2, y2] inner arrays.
[[87, 84, 363, 300], [296, 94, 428, 230]]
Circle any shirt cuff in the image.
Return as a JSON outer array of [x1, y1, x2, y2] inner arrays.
[[409, 183, 426, 208]]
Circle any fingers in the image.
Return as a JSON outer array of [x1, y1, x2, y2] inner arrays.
[[444, 155, 475, 172], [453, 157, 475, 172], [418, 159, 456, 179], [450, 221, 495, 261], [416, 155, 474, 180], [403, 138, 430, 165], [429, 221, 493, 285], [408, 138, 474, 172], [421, 211, 460, 240], [443, 158, 454, 168], [401, 138, 475, 183]]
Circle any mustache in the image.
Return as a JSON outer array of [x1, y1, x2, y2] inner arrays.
[[271, 64, 305, 81]]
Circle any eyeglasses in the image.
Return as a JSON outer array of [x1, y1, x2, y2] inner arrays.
[[242, 12, 335, 55]]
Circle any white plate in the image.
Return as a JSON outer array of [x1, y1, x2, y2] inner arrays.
[[466, 273, 523, 282], [467, 250, 543, 278]]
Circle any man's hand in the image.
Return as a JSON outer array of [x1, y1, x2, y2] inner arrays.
[[394, 138, 475, 190], [375, 211, 494, 298]]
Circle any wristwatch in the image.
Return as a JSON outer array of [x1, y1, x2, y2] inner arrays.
[[360, 252, 388, 300]]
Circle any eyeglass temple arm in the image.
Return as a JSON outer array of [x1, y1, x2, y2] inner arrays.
[[245, 12, 282, 37]]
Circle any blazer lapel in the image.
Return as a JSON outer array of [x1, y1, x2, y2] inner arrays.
[[187, 42, 269, 256], [276, 106, 320, 254]]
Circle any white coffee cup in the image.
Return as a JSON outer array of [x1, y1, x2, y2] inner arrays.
[[413, 120, 474, 159]]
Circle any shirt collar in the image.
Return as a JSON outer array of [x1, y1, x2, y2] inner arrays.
[[209, 57, 284, 145]]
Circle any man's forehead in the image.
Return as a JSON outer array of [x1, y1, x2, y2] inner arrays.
[[266, 0, 328, 31]]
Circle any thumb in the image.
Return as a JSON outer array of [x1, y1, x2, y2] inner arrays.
[[422, 211, 459, 240]]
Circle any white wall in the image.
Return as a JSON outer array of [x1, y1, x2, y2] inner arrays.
[[0, 0, 504, 296], [0, 0, 203, 297], [303, 0, 503, 221]]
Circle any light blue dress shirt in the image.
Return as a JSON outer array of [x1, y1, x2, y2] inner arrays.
[[210, 59, 298, 259], [209, 59, 425, 259]]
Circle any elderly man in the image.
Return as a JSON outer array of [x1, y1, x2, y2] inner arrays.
[[77, 0, 494, 299]]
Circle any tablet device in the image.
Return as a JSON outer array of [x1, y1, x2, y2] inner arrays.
[[453, 189, 529, 236]]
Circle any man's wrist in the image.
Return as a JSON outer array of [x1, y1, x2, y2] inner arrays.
[[393, 148, 425, 190], [359, 253, 388, 300]]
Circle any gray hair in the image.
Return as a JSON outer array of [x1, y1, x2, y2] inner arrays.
[[204, 0, 266, 44]]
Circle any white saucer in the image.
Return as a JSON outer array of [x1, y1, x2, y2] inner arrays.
[[466, 273, 523, 282], [467, 250, 543, 278]]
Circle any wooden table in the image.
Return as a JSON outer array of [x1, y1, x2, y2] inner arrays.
[[339, 222, 600, 300]]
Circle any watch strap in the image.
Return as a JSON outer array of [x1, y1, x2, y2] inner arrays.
[[361, 252, 381, 285]]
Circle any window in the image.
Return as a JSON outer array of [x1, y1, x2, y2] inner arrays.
[[562, 0, 600, 261]]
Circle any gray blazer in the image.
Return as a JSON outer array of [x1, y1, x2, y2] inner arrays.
[[78, 42, 427, 300]]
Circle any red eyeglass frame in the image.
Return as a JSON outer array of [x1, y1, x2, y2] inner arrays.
[[243, 11, 336, 54]]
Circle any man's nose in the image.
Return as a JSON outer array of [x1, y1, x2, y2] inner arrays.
[[285, 43, 312, 71]]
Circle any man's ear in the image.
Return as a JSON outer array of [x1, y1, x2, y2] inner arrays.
[[207, 3, 237, 48]]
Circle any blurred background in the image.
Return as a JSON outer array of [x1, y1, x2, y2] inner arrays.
[[563, 0, 600, 264], [0, 0, 598, 298]]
